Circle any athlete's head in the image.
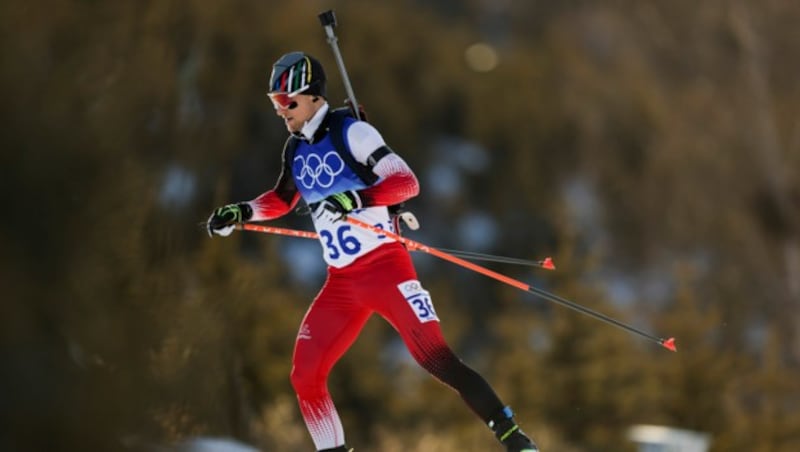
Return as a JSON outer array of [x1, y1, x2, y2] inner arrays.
[[268, 52, 327, 133]]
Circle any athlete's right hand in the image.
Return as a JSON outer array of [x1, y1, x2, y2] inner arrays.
[[207, 202, 253, 237]]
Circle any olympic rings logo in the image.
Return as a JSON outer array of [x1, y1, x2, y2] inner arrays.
[[404, 282, 421, 291], [294, 151, 345, 189]]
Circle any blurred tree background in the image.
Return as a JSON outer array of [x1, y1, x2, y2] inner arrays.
[[2, 0, 799, 451]]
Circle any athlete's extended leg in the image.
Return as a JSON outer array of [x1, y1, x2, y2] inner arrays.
[[357, 243, 539, 451], [291, 272, 370, 451]]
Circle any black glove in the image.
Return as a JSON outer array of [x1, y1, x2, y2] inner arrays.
[[327, 191, 362, 213], [314, 191, 362, 222], [207, 202, 253, 237]]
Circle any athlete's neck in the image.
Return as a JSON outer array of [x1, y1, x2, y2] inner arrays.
[[297, 102, 329, 142]]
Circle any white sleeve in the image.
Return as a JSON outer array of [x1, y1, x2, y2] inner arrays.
[[345, 121, 387, 165]]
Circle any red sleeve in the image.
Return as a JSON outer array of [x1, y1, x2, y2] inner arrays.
[[249, 154, 301, 221], [358, 168, 419, 207], [250, 188, 300, 221]]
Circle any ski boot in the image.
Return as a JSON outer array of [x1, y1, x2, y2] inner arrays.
[[489, 407, 540, 452]]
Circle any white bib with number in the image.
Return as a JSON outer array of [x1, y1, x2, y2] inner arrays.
[[312, 205, 396, 268], [397, 279, 439, 323]]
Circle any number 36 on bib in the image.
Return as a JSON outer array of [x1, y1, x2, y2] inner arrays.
[[397, 280, 439, 323]]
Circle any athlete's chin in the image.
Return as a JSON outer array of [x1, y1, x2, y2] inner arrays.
[[284, 120, 299, 133]]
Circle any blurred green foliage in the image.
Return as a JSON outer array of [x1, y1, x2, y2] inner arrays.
[[2, 1, 799, 451]]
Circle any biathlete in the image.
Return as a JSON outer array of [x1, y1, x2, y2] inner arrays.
[[207, 52, 540, 452]]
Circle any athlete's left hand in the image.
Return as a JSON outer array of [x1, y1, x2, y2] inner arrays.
[[325, 191, 362, 214], [315, 191, 362, 222]]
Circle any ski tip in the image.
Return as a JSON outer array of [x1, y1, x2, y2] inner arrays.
[[661, 337, 677, 352], [541, 257, 556, 270]]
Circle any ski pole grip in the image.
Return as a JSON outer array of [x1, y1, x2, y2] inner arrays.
[[318, 10, 337, 28]]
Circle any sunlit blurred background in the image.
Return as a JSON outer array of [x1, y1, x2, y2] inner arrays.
[[2, 1, 799, 451]]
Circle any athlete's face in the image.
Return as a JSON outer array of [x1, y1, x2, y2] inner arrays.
[[271, 93, 322, 133]]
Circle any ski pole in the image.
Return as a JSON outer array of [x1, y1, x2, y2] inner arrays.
[[236, 223, 319, 240], [318, 10, 361, 120], [343, 216, 677, 352], [236, 223, 555, 269], [436, 247, 555, 269]]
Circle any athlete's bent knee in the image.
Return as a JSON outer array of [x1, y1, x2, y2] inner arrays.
[[290, 362, 327, 398]]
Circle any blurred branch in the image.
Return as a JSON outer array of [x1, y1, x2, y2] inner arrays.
[[729, 1, 800, 370], [729, 1, 800, 300]]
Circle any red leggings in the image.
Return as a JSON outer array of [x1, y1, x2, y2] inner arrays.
[[290, 242, 504, 450]]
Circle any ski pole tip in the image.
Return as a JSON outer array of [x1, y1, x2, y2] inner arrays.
[[661, 337, 677, 352], [541, 257, 556, 270]]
